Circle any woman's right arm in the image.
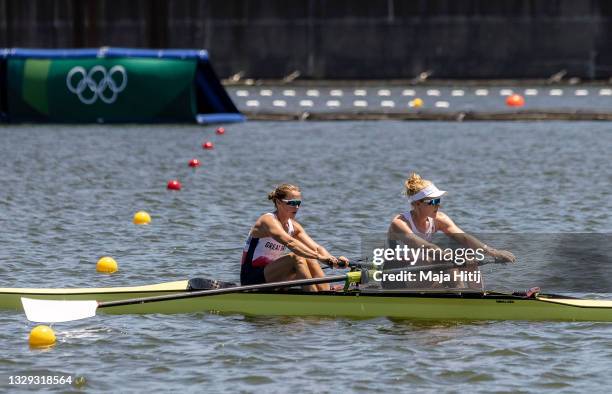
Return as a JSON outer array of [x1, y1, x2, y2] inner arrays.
[[388, 216, 443, 258], [254, 215, 322, 260]]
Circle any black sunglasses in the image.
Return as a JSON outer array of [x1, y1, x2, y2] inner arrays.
[[281, 199, 302, 207], [423, 198, 441, 206]]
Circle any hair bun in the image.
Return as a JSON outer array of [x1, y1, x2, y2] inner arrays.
[[404, 172, 431, 196]]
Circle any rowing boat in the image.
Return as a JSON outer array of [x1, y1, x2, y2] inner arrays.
[[98, 291, 612, 322], [9, 277, 612, 322], [0, 280, 189, 310]]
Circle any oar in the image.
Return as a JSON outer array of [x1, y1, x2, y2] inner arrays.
[[21, 273, 356, 323]]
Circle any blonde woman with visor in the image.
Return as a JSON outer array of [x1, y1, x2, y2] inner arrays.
[[388, 173, 516, 265], [240, 184, 348, 292]]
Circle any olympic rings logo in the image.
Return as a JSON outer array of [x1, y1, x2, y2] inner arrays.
[[66, 65, 128, 105]]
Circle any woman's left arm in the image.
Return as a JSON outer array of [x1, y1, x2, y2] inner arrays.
[[292, 221, 349, 267], [436, 212, 516, 263]]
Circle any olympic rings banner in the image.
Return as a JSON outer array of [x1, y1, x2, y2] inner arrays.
[[0, 48, 244, 123]]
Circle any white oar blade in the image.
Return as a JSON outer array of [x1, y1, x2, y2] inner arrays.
[[21, 298, 98, 323]]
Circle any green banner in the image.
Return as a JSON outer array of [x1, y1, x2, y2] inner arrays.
[[7, 58, 197, 122]]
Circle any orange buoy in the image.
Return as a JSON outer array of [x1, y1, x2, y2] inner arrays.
[[506, 94, 525, 107], [167, 180, 182, 190], [188, 159, 201, 168], [202, 141, 214, 150], [216, 127, 225, 135]]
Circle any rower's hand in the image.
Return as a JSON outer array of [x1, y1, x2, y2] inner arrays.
[[337, 256, 349, 269], [319, 255, 336, 267], [491, 249, 516, 263], [320, 255, 348, 269]]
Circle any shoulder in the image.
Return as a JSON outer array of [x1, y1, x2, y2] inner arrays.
[[253, 213, 281, 233], [252, 213, 283, 238], [257, 212, 278, 221], [434, 211, 451, 222], [256, 213, 276, 225], [433, 211, 459, 231], [390, 213, 404, 224], [389, 214, 412, 232]]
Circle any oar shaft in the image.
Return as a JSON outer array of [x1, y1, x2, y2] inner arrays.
[[99, 273, 351, 309]]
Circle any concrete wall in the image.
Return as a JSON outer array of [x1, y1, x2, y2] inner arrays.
[[2, 0, 612, 79]]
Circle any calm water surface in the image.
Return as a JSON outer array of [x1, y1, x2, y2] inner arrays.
[[0, 121, 611, 392]]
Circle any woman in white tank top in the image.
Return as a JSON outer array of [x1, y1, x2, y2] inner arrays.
[[387, 173, 516, 264], [241, 184, 348, 291]]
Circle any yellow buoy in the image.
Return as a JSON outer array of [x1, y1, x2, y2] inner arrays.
[[29, 325, 56, 348], [409, 98, 424, 108], [133, 210, 151, 225], [96, 256, 118, 273]]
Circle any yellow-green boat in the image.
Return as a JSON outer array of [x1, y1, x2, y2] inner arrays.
[[97, 289, 612, 322], [8, 273, 612, 322]]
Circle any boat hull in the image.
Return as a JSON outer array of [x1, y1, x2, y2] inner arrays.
[[103, 291, 612, 322], [6, 282, 612, 322]]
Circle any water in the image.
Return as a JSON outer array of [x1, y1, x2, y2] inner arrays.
[[0, 121, 611, 392]]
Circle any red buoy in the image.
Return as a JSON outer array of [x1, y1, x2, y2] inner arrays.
[[202, 141, 214, 150], [167, 180, 182, 190], [216, 127, 225, 135], [506, 94, 525, 107], [188, 159, 201, 168]]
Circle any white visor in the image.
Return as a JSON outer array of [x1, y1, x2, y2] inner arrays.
[[409, 183, 447, 202]]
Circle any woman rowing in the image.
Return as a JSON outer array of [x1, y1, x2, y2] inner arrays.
[[387, 173, 515, 269], [241, 184, 348, 291]]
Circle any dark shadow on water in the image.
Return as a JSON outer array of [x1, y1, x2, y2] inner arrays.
[[382, 318, 493, 332]]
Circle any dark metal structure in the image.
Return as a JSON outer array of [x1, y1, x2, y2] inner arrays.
[[1, 0, 612, 79]]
